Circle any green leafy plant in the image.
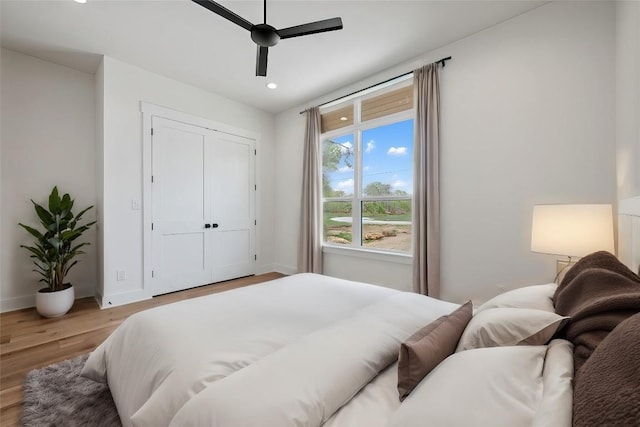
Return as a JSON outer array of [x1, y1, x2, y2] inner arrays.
[[18, 187, 96, 292]]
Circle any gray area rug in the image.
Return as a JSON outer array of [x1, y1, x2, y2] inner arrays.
[[22, 353, 121, 427]]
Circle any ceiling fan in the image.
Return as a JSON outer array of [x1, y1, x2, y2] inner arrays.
[[193, 0, 343, 77]]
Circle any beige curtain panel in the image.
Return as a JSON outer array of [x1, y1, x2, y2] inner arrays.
[[413, 63, 441, 297], [298, 107, 323, 273]]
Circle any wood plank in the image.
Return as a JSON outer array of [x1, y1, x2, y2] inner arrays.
[[362, 85, 413, 122], [0, 385, 22, 408], [0, 272, 284, 426], [321, 105, 353, 133], [1, 326, 117, 390], [0, 404, 21, 427]]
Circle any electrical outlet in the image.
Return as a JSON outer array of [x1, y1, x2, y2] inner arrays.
[[116, 270, 126, 281]]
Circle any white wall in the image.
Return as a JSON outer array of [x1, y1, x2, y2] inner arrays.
[[0, 48, 97, 311], [615, 1, 640, 273], [274, 1, 618, 302], [98, 56, 276, 306]]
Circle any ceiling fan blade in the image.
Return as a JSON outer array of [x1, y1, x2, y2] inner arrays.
[[256, 46, 268, 76], [192, 0, 253, 31], [277, 17, 343, 40]]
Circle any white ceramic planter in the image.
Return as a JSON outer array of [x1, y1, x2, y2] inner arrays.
[[36, 284, 75, 318]]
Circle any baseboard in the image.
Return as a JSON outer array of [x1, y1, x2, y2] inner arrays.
[[272, 264, 298, 276], [100, 289, 150, 309], [0, 294, 37, 313], [94, 289, 104, 309], [255, 263, 275, 275], [0, 285, 95, 313]]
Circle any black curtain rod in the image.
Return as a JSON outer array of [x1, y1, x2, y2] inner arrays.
[[299, 56, 451, 115]]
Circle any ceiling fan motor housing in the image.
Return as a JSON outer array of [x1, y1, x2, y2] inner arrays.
[[251, 24, 280, 47]]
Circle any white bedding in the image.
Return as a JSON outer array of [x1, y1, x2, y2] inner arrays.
[[323, 362, 400, 427], [82, 273, 457, 427], [386, 339, 573, 427], [83, 273, 574, 427], [326, 341, 573, 427]]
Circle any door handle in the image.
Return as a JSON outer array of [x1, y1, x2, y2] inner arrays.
[[204, 224, 211, 229], [212, 224, 219, 228]]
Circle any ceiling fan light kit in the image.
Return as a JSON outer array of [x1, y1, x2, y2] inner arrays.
[[192, 0, 343, 77]]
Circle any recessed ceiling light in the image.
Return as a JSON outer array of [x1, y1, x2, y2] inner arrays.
[[339, 116, 348, 121], [266, 82, 277, 89], [74, 0, 87, 3]]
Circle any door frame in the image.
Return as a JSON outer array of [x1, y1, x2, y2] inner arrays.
[[140, 102, 260, 298]]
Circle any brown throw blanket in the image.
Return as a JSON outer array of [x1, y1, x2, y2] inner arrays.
[[572, 312, 640, 426], [553, 251, 640, 373]]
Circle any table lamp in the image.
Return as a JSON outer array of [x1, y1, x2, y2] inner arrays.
[[531, 204, 615, 281]]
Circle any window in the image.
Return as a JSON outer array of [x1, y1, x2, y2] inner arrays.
[[321, 80, 414, 254]]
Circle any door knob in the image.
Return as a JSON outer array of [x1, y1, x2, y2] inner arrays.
[[204, 224, 211, 229], [212, 224, 219, 228]]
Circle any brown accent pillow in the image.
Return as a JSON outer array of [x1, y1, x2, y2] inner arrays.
[[397, 301, 473, 401]]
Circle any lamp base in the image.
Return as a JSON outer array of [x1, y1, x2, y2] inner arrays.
[[555, 258, 577, 284]]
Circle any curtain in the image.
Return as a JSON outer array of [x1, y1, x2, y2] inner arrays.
[[413, 63, 441, 297], [298, 107, 323, 273]]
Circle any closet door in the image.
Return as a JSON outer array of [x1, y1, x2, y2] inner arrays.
[[210, 131, 256, 283], [150, 116, 256, 296], [151, 117, 213, 295]]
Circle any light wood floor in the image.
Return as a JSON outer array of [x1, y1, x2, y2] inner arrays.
[[0, 272, 284, 426]]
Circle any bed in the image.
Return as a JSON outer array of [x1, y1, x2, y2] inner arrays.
[[82, 256, 640, 427]]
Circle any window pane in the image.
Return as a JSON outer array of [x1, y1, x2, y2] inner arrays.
[[362, 119, 413, 197], [321, 105, 354, 133], [324, 201, 353, 245], [361, 200, 412, 252], [323, 134, 354, 197], [361, 85, 413, 122]]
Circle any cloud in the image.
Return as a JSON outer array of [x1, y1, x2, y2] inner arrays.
[[387, 146, 407, 156], [338, 166, 353, 173], [365, 140, 375, 153], [335, 178, 354, 192], [339, 141, 353, 154], [391, 179, 408, 189]]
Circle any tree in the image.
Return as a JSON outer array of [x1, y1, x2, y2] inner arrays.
[[322, 139, 352, 197], [363, 181, 392, 196]]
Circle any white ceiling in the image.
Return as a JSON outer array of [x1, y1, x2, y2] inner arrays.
[[1, 0, 545, 113]]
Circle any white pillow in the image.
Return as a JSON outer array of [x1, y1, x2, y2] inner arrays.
[[386, 346, 547, 427], [477, 284, 557, 313], [456, 308, 568, 352]]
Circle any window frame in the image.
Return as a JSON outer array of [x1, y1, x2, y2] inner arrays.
[[320, 80, 415, 257]]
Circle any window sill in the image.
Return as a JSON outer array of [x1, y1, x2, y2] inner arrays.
[[322, 245, 413, 265]]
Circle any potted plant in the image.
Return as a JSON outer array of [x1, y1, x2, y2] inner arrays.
[[18, 186, 96, 318]]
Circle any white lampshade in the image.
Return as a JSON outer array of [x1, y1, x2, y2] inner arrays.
[[531, 204, 614, 257]]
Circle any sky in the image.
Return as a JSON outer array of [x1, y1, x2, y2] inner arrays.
[[326, 119, 414, 196]]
